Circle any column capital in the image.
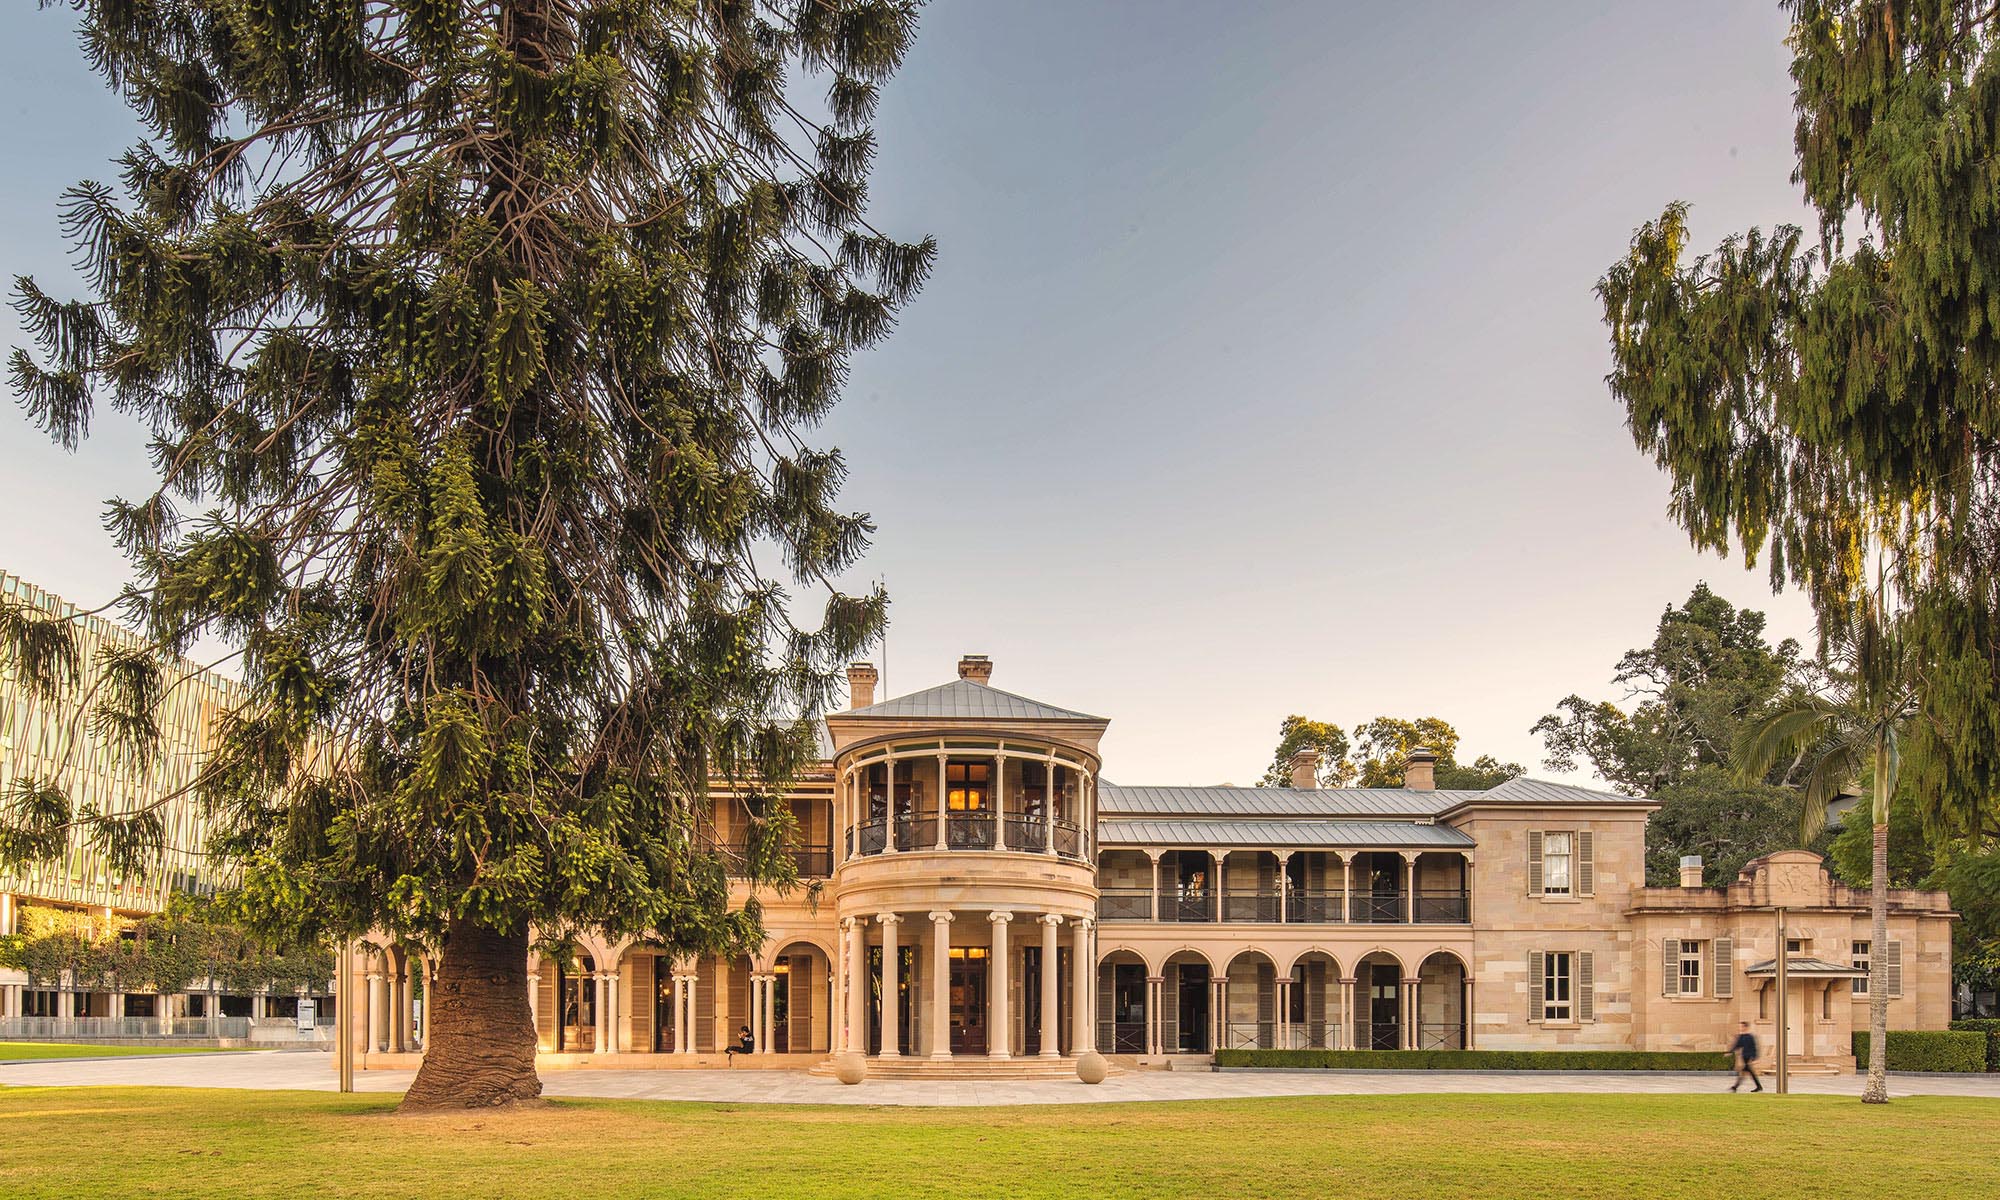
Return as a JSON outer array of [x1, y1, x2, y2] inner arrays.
[[1071, 916, 1093, 932], [1274, 849, 1293, 862], [1399, 850, 1417, 863], [1144, 848, 1163, 862], [1402, 977, 1422, 986], [928, 910, 954, 925], [1338, 850, 1356, 863], [1038, 913, 1065, 927], [1146, 975, 1166, 984], [876, 912, 902, 926], [1339, 977, 1358, 986], [987, 910, 1014, 925]]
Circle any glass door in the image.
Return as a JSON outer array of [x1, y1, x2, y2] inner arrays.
[[949, 947, 988, 1054]]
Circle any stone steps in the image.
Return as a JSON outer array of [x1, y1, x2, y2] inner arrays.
[[806, 1056, 1095, 1080]]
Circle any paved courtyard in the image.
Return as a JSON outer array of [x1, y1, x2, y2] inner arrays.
[[6, 1051, 2000, 1105]]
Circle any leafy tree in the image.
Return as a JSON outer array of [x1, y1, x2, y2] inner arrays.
[[3, 0, 929, 1109], [1738, 595, 1923, 1104], [1258, 716, 1354, 788], [1597, 0, 2000, 847], [1534, 584, 1819, 884], [1259, 715, 1519, 790], [1535, 584, 1806, 794]]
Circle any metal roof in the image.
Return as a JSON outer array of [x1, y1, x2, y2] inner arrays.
[[1743, 957, 1868, 978], [1100, 785, 1472, 818], [840, 678, 1102, 722], [1098, 818, 1475, 848], [1098, 777, 1648, 818]]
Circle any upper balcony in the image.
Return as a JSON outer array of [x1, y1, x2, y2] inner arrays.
[[833, 733, 1099, 867], [1094, 848, 1473, 926]]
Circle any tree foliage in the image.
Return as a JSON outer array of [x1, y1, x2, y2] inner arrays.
[[1259, 714, 1520, 790], [0, 898, 332, 996], [5, 0, 931, 1106], [1597, 0, 2000, 844]]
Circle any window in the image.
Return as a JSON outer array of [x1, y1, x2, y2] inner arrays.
[[1786, 937, 1807, 955], [1852, 941, 1870, 996], [1543, 833, 1574, 896], [1678, 941, 1704, 997], [1543, 951, 1574, 1022], [945, 761, 989, 811]]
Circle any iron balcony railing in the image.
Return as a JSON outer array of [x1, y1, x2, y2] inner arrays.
[[1000, 815, 1043, 851], [840, 813, 1090, 861], [1357, 1020, 1402, 1050], [1098, 1019, 1147, 1054], [1222, 894, 1280, 923], [1415, 889, 1471, 924], [946, 811, 995, 849], [1156, 891, 1216, 923], [1284, 889, 1343, 923], [790, 844, 832, 877], [1418, 1022, 1465, 1050], [1349, 890, 1406, 924], [856, 818, 888, 856], [1053, 819, 1084, 858], [1096, 888, 1153, 921], [0, 1015, 254, 1040]]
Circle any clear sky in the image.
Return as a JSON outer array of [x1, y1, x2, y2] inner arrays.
[[0, 1, 1820, 789]]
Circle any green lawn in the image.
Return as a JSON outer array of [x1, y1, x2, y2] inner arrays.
[[0, 1088, 1994, 1198], [0, 1042, 234, 1062]]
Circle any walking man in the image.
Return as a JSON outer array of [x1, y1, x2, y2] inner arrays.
[[1729, 1021, 1762, 1092]]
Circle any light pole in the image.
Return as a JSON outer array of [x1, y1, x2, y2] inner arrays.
[[1773, 906, 1789, 1096]]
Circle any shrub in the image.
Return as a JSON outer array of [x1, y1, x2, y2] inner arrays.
[[1850, 1030, 1987, 1072], [1213, 1049, 1730, 1071], [1946, 1020, 2000, 1072]]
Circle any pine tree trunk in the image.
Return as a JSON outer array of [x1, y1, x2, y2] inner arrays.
[[1862, 820, 1890, 1104], [399, 916, 541, 1111]]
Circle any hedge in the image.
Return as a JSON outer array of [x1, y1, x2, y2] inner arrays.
[[1849, 1030, 1987, 1073], [1213, 1049, 1730, 1071], [1946, 1020, 2000, 1072]]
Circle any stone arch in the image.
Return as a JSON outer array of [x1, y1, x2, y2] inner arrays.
[[1096, 941, 1155, 974], [1277, 945, 1345, 978], [754, 931, 838, 972], [1097, 947, 1149, 1054], [1415, 950, 1470, 1050]]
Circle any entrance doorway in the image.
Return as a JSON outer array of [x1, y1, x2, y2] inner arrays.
[[949, 947, 988, 1054], [773, 959, 792, 1053], [1176, 964, 1210, 1052], [653, 961, 675, 1052], [558, 956, 596, 1052], [867, 946, 914, 1054], [1368, 963, 1400, 1049], [1021, 946, 1073, 1054]]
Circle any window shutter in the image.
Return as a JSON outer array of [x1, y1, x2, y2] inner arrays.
[[1527, 951, 1543, 1022], [1887, 941, 1903, 998], [1527, 831, 1544, 897], [1579, 951, 1595, 1022], [1712, 937, 1733, 999], [1577, 830, 1595, 896], [534, 969, 556, 1050], [1661, 938, 1680, 996], [630, 955, 654, 1050]]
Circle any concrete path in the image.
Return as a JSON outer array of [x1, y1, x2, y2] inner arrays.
[[6, 1052, 2000, 1106]]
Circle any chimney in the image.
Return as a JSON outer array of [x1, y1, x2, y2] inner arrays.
[[1679, 855, 1705, 889], [1287, 747, 1322, 790], [1402, 746, 1437, 791], [846, 662, 878, 710], [957, 654, 993, 685]]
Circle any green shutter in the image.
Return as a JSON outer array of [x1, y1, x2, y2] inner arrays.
[[1661, 938, 1680, 997], [1527, 832, 1544, 896], [1579, 952, 1595, 1022], [1527, 951, 1544, 1023], [1712, 938, 1733, 999]]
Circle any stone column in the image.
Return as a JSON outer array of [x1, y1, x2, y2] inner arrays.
[[1403, 853, 1417, 923], [1044, 755, 1058, 854], [365, 970, 383, 1052], [884, 756, 900, 854], [1148, 851, 1162, 920], [935, 754, 950, 850], [1340, 853, 1354, 923], [1274, 975, 1291, 1050], [0, 891, 13, 936], [1211, 977, 1226, 1052], [1276, 851, 1292, 923], [1071, 917, 1093, 1055], [929, 911, 954, 1060], [1462, 976, 1475, 1050], [993, 753, 1008, 849], [1038, 914, 1062, 1057], [876, 913, 901, 1056], [748, 975, 764, 1054], [1403, 978, 1420, 1049], [987, 911, 1013, 1058], [1340, 977, 1356, 1051], [1147, 976, 1164, 1055], [765, 970, 777, 1055], [388, 969, 405, 1052], [1214, 850, 1227, 920], [846, 917, 866, 1055]]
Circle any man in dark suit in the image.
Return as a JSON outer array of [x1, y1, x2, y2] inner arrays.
[[1729, 1022, 1762, 1092]]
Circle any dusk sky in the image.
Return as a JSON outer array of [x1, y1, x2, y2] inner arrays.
[[0, 1, 1820, 789]]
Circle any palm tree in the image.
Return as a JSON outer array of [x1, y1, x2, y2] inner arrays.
[[1736, 592, 1920, 1105]]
